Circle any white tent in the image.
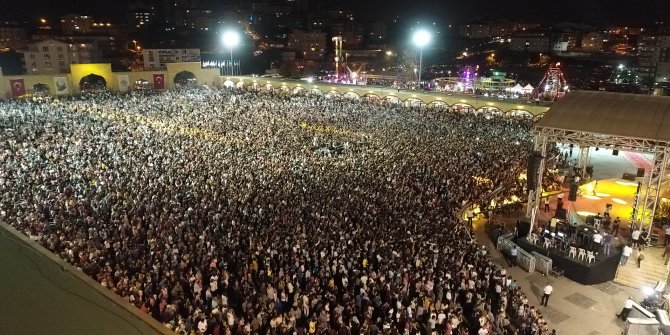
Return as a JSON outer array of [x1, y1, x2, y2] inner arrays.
[[510, 83, 524, 93], [523, 84, 534, 93]]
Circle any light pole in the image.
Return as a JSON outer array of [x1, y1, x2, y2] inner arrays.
[[222, 30, 240, 76], [412, 29, 431, 88]]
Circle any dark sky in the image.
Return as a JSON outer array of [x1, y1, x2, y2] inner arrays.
[[3, 0, 669, 25]]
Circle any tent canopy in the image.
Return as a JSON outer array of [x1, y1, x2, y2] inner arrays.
[[536, 90, 670, 143]]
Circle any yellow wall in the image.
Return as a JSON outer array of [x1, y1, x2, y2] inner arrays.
[[225, 76, 552, 116], [0, 74, 73, 97], [166, 62, 221, 88], [0, 63, 553, 117], [69, 63, 115, 92]]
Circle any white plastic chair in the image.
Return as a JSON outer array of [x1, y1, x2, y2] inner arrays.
[[577, 248, 587, 260], [587, 251, 596, 263], [568, 246, 577, 258]]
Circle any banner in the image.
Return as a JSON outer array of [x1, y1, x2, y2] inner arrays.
[[153, 74, 165, 90], [10, 79, 26, 97], [117, 75, 130, 92], [53, 77, 69, 95]]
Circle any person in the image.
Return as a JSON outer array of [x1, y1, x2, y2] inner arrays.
[[0, 87, 548, 333], [631, 228, 641, 248], [509, 246, 518, 267], [602, 232, 613, 256], [617, 297, 635, 321], [664, 243, 670, 265], [466, 209, 475, 227], [621, 244, 633, 265], [544, 197, 550, 212], [637, 248, 645, 269], [541, 284, 553, 307], [611, 217, 621, 237], [592, 231, 603, 251], [665, 225, 670, 246]]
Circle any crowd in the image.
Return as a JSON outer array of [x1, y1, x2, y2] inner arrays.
[[0, 87, 551, 334]]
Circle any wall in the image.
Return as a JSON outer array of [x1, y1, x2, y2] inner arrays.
[[0, 62, 221, 98]]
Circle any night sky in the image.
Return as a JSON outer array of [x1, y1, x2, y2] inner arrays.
[[3, 0, 669, 25]]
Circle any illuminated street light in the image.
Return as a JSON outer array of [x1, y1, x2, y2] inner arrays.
[[222, 30, 241, 76], [412, 29, 432, 86], [385, 51, 393, 56]]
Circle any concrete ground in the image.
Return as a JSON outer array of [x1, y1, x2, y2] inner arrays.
[[0, 223, 165, 335], [474, 218, 640, 335]]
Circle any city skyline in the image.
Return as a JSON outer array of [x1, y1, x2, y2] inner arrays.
[[2, 0, 669, 25]]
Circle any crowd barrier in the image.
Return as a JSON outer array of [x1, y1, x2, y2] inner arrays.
[[532, 251, 553, 276], [497, 234, 536, 273]]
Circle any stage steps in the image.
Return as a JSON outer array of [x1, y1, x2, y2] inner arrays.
[[614, 246, 669, 289]]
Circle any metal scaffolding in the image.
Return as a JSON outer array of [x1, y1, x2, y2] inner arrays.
[[528, 126, 670, 232]]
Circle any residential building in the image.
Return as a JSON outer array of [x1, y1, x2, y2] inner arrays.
[[0, 23, 27, 50], [60, 14, 95, 34], [458, 21, 540, 39], [19, 39, 101, 74], [142, 48, 201, 70], [288, 30, 326, 61], [654, 36, 670, 83], [330, 21, 364, 47], [509, 31, 550, 52], [127, 1, 157, 30], [637, 34, 660, 82], [581, 32, 605, 52]]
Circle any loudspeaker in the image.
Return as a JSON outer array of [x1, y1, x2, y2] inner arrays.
[[555, 208, 567, 219], [516, 219, 531, 239], [568, 183, 578, 201], [586, 166, 593, 176], [637, 168, 645, 177], [612, 149, 619, 156], [526, 151, 543, 192], [622, 172, 637, 181]]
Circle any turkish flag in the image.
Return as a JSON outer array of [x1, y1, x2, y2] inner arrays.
[[10, 79, 26, 97], [153, 74, 165, 90]]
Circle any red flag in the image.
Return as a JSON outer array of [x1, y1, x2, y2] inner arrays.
[[153, 74, 165, 90], [10, 79, 26, 97]]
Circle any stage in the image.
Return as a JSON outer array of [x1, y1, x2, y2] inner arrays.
[[565, 178, 639, 228], [516, 237, 621, 285]]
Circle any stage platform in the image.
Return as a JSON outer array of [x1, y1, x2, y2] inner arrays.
[[516, 237, 621, 285], [570, 178, 640, 228]]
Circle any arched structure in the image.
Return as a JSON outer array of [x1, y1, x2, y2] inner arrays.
[[32, 83, 50, 95], [343, 91, 360, 99], [218, 77, 552, 117], [79, 73, 107, 91], [174, 71, 197, 86]]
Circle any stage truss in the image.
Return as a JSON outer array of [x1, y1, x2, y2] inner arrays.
[[527, 126, 670, 233]]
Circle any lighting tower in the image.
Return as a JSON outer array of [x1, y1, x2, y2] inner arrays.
[[332, 36, 343, 79]]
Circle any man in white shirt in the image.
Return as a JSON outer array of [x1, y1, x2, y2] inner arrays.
[[592, 232, 603, 251], [631, 228, 641, 248], [541, 285, 553, 306], [621, 244, 633, 265]]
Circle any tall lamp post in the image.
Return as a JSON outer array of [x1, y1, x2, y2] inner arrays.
[[222, 30, 240, 76], [412, 29, 432, 88]]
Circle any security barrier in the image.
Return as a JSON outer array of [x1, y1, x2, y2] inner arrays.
[[532, 251, 553, 276], [496, 234, 535, 273], [517, 247, 536, 273]]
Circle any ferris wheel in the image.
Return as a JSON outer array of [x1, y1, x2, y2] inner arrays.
[[534, 62, 569, 101]]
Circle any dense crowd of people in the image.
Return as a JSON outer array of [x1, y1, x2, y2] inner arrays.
[[0, 87, 551, 334]]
